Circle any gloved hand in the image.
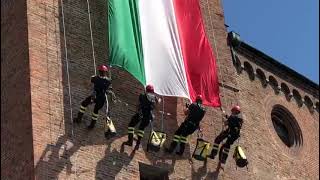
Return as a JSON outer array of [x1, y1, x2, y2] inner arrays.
[[224, 120, 229, 126], [198, 126, 203, 132], [185, 103, 190, 108], [107, 90, 117, 103], [197, 127, 203, 138]]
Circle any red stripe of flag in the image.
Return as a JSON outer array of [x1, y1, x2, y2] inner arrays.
[[173, 0, 221, 107]]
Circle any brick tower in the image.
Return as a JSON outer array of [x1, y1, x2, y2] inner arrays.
[[1, 0, 319, 179]]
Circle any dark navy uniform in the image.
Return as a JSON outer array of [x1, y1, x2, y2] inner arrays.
[[75, 75, 112, 124], [209, 113, 243, 164], [166, 103, 206, 155], [125, 93, 158, 148]]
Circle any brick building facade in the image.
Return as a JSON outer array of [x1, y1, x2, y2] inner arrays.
[[1, 0, 319, 179]]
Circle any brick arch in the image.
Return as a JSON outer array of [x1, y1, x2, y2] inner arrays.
[[256, 68, 267, 87], [281, 83, 292, 100], [303, 95, 314, 112], [292, 89, 303, 107], [243, 61, 255, 80], [268, 75, 280, 94]]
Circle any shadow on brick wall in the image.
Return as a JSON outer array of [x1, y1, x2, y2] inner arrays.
[[94, 96, 195, 179], [33, 0, 195, 179]]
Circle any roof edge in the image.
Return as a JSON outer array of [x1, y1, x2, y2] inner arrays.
[[228, 31, 319, 97]]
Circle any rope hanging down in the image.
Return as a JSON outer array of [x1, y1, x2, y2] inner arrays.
[[85, 0, 114, 120], [206, 0, 227, 131], [161, 96, 165, 131], [60, 0, 74, 138], [60, 0, 78, 178], [147, 96, 167, 152], [86, 0, 97, 76], [86, 0, 128, 108]]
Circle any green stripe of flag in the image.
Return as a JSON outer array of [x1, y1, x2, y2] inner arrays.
[[108, 0, 146, 85]]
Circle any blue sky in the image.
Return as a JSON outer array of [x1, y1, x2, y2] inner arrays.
[[222, 0, 319, 84]]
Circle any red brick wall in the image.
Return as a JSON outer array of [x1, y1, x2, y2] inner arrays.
[[1, 0, 34, 179], [2, 0, 318, 179], [27, 0, 243, 179], [234, 52, 319, 180]]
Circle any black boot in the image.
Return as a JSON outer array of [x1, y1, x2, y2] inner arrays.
[[105, 130, 116, 138], [134, 137, 142, 150], [216, 161, 225, 172], [73, 112, 84, 123], [165, 141, 178, 154], [104, 130, 110, 138], [87, 120, 96, 130], [209, 143, 220, 159], [209, 149, 218, 159], [176, 143, 185, 156], [124, 133, 134, 146], [219, 146, 229, 164]]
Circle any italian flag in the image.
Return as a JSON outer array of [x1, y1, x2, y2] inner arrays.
[[108, 0, 221, 107]]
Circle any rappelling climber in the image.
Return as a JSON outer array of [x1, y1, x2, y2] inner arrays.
[[73, 65, 116, 130], [208, 105, 243, 170], [123, 85, 161, 150], [165, 95, 206, 156]]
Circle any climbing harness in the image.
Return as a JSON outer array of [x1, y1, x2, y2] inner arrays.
[[147, 96, 167, 152], [192, 129, 211, 161]]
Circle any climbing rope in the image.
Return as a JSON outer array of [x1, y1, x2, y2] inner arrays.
[[159, 96, 165, 131], [153, 96, 165, 132], [60, 0, 74, 137], [149, 96, 164, 132], [206, 0, 227, 132], [60, 0, 78, 178], [88, 0, 130, 107], [86, 0, 119, 128], [86, 0, 97, 76]]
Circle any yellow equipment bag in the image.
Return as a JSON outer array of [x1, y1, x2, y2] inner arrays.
[[105, 116, 116, 135], [192, 138, 211, 161], [147, 131, 166, 152], [233, 145, 248, 168]]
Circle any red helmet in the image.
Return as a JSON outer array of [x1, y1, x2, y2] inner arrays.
[[98, 65, 108, 72], [196, 95, 202, 101], [146, 84, 154, 93], [231, 105, 241, 113]]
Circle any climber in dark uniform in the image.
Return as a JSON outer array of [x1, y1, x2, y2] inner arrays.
[[123, 85, 160, 150], [73, 65, 115, 130], [165, 95, 206, 155], [209, 105, 243, 169]]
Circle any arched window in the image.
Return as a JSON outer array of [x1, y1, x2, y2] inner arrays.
[[256, 69, 267, 87], [243, 61, 255, 80], [292, 89, 303, 107], [269, 76, 280, 94], [281, 83, 291, 100], [304, 96, 314, 112], [271, 105, 303, 147]]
